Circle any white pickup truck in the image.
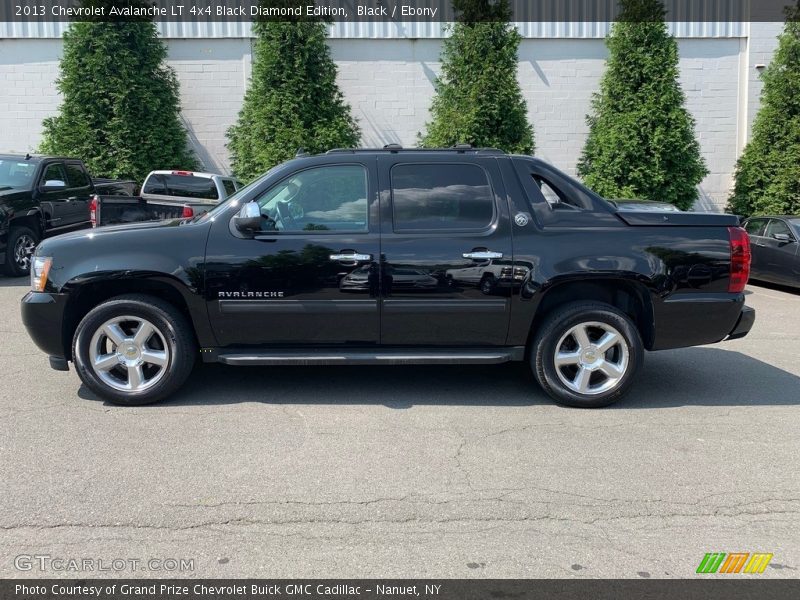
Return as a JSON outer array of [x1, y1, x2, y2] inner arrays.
[[91, 170, 244, 226]]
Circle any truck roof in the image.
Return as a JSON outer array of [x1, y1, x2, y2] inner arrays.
[[0, 153, 82, 163], [146, 170, 234, 179], [324, 145, 507, 156]]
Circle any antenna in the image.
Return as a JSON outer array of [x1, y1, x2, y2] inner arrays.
[[295, 147, 308, 158]]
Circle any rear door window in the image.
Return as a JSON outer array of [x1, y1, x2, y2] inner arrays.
[[143, 174, 219, 200], [744, 218, 767, 237], [64, 163, 90, 189], [390, 163, 494, 231]]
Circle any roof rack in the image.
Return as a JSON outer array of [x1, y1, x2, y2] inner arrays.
[[325, 146, 506, 156]]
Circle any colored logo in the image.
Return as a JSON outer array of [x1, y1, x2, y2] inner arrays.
[[696, 552, 773, 574]]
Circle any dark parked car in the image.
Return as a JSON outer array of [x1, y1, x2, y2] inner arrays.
[[21, 148, 754, 408], [0, 154, 136, 276], [742, 215, 800, 288]]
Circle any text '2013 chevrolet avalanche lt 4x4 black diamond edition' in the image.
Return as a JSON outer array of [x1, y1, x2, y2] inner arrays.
[[21, 148, 755, 408]]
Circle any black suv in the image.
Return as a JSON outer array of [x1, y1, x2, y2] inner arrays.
[[21, 148, 754, 408]]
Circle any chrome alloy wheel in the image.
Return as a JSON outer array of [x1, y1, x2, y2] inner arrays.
[[14, 234, 36, 270], [88, 316, 170, 392], [553, 321, 630, 396]]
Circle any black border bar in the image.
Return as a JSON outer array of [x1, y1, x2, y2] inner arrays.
[[4, 579, 800, 600], [1, 1, 799, 23]]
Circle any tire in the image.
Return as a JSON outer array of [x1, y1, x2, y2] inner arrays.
[[531, 301, 644, 408], [3, 225, 39, 277], [479, 275, 495, 295], [72, 294, 197, 406]]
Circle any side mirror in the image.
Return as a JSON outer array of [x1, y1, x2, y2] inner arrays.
[[773, 233, 793, 243], [42, 180, 66, 191], [233, 201, 262, 233]]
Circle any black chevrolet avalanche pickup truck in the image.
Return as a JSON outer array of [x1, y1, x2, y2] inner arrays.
[[21, 148, 755, 408]]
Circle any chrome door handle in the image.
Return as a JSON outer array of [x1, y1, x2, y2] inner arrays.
[[463, 251, 503, 260], [330, 252, 372, 262]]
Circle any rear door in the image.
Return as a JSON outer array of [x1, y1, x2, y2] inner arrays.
[[377, 155, 513, 346], [61, 161, 92, 226]]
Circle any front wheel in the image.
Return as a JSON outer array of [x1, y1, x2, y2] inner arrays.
[[73, 294, 196, 405], [3, 225, 39, 277], [531, 301, 644, 408]]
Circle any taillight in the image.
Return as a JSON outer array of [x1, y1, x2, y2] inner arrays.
[[89, 195, 98, 227], [182, 204, 194, 218], [172, 170, 194, 176], [728, 226, 751, 293]]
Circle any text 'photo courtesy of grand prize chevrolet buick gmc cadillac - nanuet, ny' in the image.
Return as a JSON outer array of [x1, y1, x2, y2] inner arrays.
[[20, 147, 755, 408]]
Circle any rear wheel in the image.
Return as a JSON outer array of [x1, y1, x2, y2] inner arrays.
[[73, 294, 196, 405], [3, 225, 39, 277], [531, 301, 644, 408]]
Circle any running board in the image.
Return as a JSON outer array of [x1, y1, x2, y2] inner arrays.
[[214, 347, 525, 366]]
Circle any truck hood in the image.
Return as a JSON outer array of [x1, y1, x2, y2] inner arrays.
[[37, 217, 209, 257], [0, 188, 30, 202], [52, 217, 190, 241]]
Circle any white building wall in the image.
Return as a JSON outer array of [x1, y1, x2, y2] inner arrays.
[[0, 39, 62, 155], [0, 26, 783, 210]]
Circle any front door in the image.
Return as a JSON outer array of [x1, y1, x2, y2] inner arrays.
[[761, 219, 799, 285], [205, 160, 380, 347], [377, 156, 513, 346], [37, 162, 75, 229]]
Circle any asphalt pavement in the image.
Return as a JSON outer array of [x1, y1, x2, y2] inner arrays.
[[1, 275, 798, 578]]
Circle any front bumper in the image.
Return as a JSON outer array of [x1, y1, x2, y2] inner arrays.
[[726, 305, 755, 340], [21, 291, 69, 362]]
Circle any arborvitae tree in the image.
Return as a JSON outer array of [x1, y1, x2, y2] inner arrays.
[[39, 4, 196, 182], [419, 0, 534, 153], [728, 3, 800, 217], [227, 4, 360, 182], [577, 0, 707, 210]]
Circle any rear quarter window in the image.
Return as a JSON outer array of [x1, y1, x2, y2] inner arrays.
[[221, 179, 237, 197]]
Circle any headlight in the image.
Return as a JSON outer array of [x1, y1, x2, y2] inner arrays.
[[31, 256, 52, 292]]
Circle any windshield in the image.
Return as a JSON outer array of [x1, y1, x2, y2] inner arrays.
[[0, 159, 37, 190]]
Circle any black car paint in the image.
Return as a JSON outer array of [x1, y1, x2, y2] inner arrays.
[[22, 152, 752, 367], [742, 216, 800, 288]]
